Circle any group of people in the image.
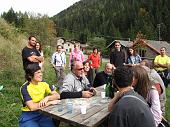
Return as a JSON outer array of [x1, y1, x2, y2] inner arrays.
[[19, 35, 169, 127]]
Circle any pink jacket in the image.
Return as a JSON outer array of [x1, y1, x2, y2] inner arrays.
[[70, 49, 84, 63]]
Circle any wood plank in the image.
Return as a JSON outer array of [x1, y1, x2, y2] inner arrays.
[[70, 103, 107, 124], [81, 107, 110, 127]]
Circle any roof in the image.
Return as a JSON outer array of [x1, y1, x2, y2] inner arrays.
[[107, 40, 133, 48], [132, 40, 170, 56]]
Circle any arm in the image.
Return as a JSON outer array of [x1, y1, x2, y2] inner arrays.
[[51, 53, 56, 67], [81, 51, 85, 62], [27, 55, 44, 63], [26, 91, 60, 111], [149, 89, 162, 126]]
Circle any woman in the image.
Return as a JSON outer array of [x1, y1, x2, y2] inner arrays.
[[19, 64, 60, 127], [87, 47, 100, 74], [126, 47, 142, 66], [36, 42, 44, 69], [132, 66, 162, 127], [70, 44, 84, 64], [83, 61, 93, 86]]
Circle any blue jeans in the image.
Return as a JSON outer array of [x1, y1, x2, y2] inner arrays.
[[19, 111, 55, 127]]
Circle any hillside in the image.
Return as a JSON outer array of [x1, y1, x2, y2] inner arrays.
[[0, 18, 26, 82], [53, 0, 170, 42]]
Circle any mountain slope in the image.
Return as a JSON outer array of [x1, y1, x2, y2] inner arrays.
[[53, 0, 170, 41]]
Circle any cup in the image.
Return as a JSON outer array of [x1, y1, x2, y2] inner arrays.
[[103, 84, 106, 89], [57, 102, 63, 112], [67, 102, 73, 114], [80, 105, 87, 114], [101, 92, 106, 98]]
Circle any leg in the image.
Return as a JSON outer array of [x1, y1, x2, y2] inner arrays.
[[54, 67, 60, 83], [57, 67, 65, 86], [39, 115, 56, 127], [19, 120, 39, 127]]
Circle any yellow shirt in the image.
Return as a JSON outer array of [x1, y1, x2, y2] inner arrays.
[[154, 55, 170, 71], [20, 81, 52, 111]]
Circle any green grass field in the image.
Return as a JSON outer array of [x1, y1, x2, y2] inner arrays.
[[0, 57, 170, 127]]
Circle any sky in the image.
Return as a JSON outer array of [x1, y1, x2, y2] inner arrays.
[[0, 0, 80, 17]]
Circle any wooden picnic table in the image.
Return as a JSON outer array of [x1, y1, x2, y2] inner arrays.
[[39, 86, 111, 127]]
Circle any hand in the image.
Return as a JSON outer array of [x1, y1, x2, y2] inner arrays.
[[88, 88, 96, 96], [49, 100, 61, 105], [39, 96, 49, 107], [82, 91, 93, 98]]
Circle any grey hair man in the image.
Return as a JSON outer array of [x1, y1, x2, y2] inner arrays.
[[60, 61, 94, 99]]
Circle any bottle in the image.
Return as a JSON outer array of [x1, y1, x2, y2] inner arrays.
[[105, 76, 113, 98]]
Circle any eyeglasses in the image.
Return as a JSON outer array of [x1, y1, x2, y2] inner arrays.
[[77, 68, 84, 71]]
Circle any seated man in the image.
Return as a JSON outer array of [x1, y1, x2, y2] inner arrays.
[[93, 63, 113, 87], [60, 61, 95, 99], [108, 67, 156, 127]]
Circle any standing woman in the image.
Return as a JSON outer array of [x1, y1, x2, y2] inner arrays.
[[36, 42, 44, 69], [19, 64, 60, 127], [87, 47, 100, 74], [70, 44, 84, 64], [126, 47, 142, 66]]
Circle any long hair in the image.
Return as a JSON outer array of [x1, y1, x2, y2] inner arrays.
[[132, 66, 151, 99], [127, 47, 137, 56]]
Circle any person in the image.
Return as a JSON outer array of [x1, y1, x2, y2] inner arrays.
[[19, 64, 60, 127], [126, 47, 142, 66], [93, 63, 113, 87], [70, 44, 84, 64], [140, 59, 166, 116], [83, 61, 93, 86], [108, 67, 156, 127], [154, 47, 170, 88], [110, 41, 126, 67], [51, 45, 66, 86], [22, 35, 44, 71], [36, 42, 44, 69], [132, 66, 162, 127], [87, 47, 100, 74], [60, 61, 95, 99]]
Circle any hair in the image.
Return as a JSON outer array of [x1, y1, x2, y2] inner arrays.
[[83, 60, 90, 66], [28, 35, 36, 41], [93, 47, 98, 53], [114, 41, 121, 45], [71, 60, 76, 71], [127, 47, 137, 56], [132, 66, 150, 99], [160, 47, 166, 51], [36, 42, 42, 52], [74, 44, 80, 48], [113, 67, 133, 88], [25, 64, 41, 81], [140, 59, 154, 69], [56, 45, 62, 49]]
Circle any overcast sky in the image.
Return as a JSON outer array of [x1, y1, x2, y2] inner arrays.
[[0, 0, 80, 17]]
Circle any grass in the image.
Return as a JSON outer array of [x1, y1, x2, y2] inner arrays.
[[0, 56, 170, 127]]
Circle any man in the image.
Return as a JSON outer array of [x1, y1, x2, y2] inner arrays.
[[108, 67, 156, 127], [154, 47, 170, 87], [93, 63, 113, 87], [110, 41, 125, 67], [60, 61, 94, 99], [22, 36, 44, 71], [51, 45, 66, 86]]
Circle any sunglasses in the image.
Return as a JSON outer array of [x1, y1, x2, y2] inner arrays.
[[77, 68, 84, 71]]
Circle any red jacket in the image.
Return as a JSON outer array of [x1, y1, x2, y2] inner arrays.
[[87, 53, 100, 68]]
